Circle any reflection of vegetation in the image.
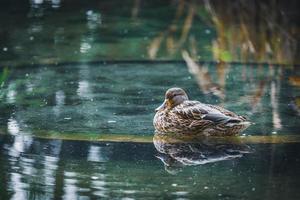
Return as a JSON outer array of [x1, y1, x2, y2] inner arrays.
[[148, 0, 298, 64], [182, 49, 285, 132], [0, 67, 9, 99], [1, 0, 297, 66], [0, 62, 297, 135], [288, 76, 300, 115], [0, 67, 9, 87], [289, 76, 300, 87], [204, 0, 298, 64], [148, 0, 196, 59], [182, 50, 227, 100]]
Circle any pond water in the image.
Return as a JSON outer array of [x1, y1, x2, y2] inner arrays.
[[0, 0, 300, 199], [1, 135, 300, 200], [0, 62, 300, 136], [1, 61, 300, 200]]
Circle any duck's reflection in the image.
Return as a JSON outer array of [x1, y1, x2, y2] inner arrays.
[[153, 132, 252, 174]]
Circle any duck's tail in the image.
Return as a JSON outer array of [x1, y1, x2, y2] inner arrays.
[[225, 119, 251, 126], [225, 120, 252, 134]]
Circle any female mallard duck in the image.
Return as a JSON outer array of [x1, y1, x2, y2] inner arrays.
[[153, 88, 250, 136]]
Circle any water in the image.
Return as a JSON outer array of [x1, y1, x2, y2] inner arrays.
[[0, 0, 300, 199], [1, 61, 300, 200], [0, 0, 298, 65], [0, 63, 299, 136], [1, 135, 300, 200]]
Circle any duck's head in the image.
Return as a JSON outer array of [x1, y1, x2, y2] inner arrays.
[[155, 88, 189, 112]]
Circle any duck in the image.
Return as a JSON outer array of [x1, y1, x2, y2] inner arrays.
[[153, 88, 251, 136]]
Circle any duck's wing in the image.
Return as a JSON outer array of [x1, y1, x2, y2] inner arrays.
[[173, 101, 208, 120], [173, 102, 214, 130], [174, 101, 242, 124], [204, 104, 241, 118]]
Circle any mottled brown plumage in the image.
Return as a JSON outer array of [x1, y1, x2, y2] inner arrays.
[[153, 88, 250, 136]]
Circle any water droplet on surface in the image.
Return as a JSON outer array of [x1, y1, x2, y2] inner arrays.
[[33, 0, 43, 4], [8, 118, 20, 135], [205, 29, 211, 34], [80, 42, 92, 53], [86, 10, 93, 16]]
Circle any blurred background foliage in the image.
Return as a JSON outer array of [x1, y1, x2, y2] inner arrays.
[[0, 0, 299, 66]]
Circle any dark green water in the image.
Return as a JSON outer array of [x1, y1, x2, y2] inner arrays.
[[1, 60, 300, 200], [0, 0, 299, 65], [1, 0, 300, 199], [0, 63, 299, 135], [1, 135, 300, 200]]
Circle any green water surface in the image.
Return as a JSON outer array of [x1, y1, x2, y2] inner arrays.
[[0, 0, 300, 199]]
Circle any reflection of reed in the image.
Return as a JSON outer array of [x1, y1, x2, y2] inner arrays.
[[247, 80, 267, 114], [291, 97, 300, 115], [148, 0, 297, 64], [289, 76, 300, 87], [182, 50, 226, 99], [148, 1, 195, 59], [203, 0, 298, 64], [0, 67, 9, 88], [131, 0, 140, 19], [270, 65, 282, 130], [183, 48, 284, 131], [0, 67, 9, 100], [288, 75, 300, 115], [0, 135, 112, 199], [148, 33, 165, 59]]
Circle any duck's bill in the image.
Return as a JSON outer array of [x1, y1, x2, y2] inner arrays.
[[155, 99, 167, 112]]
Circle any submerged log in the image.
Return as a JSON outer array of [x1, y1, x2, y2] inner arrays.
[[1, 129, 300, 144]]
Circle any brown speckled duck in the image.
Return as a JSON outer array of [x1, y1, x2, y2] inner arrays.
[[153, 88, 251, 136]]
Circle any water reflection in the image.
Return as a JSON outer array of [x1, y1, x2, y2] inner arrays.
[[7, 118, 20, 135], [6, 83, 16, 104], [53, 90, 65, 116], [153, 133, 251, 174], [86, 10, 102, 30], [181, 52, 295, 135], [30, 0, 61, 9], [0, 62, 299, 135], [182, 51, 227, 99], [1, 134, 300, 199], [0, 0, 298, 66], [147, 0, 298, 64]]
